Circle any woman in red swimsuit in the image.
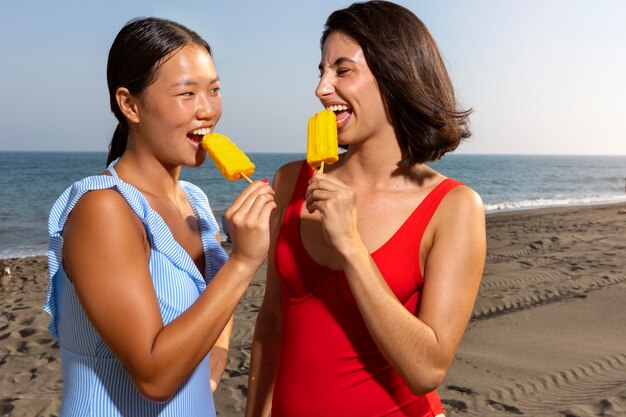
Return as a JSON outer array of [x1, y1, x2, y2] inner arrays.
[[246, 2, 485, 416]]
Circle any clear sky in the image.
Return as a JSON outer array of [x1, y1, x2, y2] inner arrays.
[[1, 0, 625, 155]]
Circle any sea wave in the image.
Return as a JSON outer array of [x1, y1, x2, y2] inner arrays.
[[0, 245, 47, 260], [485, 195, 626, 213]]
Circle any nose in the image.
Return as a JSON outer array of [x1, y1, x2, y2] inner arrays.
[[315, 72, 334, 100], [196, 92, 222, 121]]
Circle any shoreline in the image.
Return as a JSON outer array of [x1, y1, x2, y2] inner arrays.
[[1, 201, 625, 416], [2, 201, 625, 262], [486, 200, 626, 217]]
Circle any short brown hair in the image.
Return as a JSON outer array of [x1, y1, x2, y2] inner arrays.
[[322, 1, 472, 166]]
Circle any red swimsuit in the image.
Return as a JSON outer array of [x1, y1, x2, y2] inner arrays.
[[272, 162, 461, 417]]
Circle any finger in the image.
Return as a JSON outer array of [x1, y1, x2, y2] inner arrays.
[[308, 172, 345, 187], [228, 180, 272, 212], [305, 190, 337, 214], [310, 176, 346, 193], [258, 199, 277, 224], [306, 199, 329, 215], [242, 192, 276, 222], [309, 171, 326, 182], [226, 182, 273, 218], [305, 189, 335, 209], [305, 179, 341, 202], [229, 188, 275, 229]]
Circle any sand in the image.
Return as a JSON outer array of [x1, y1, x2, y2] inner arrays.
[[1, 202, 625, 417]]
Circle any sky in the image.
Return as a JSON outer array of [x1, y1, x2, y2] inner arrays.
[[1, 0, 625, 155]]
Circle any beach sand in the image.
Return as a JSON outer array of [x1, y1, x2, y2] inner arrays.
[[1, 202, 625, 416]]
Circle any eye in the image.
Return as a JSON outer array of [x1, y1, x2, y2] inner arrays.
[[337, 68, 350, 77], [179, 91, 194, 97], [318, 64, 328, 78], [210, 86, 221, 94]]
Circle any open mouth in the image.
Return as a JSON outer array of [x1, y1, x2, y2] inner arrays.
[[187, 127, 212, 143], [326, 104, 352, 126]]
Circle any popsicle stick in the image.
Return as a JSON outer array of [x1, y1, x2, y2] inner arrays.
[[241, 173, 253, 184], [319, 161, 325, 174]]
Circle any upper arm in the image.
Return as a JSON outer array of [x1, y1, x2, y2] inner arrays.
[[418, 185, 486, 363], [62, 189, 164, 375]]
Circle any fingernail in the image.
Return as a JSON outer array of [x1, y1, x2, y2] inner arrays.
[[262, 179, 269, 183]]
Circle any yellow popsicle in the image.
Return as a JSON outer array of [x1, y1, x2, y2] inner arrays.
[[202, 133, 255, 183], [307, 110, 338, 173]]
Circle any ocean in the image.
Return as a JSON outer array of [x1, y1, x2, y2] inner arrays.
[[1, 152, 625, 259]]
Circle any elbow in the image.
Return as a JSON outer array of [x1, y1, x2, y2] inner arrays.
[[133, 377, 178, 403], [121, 354, 184, 402], [406, 367, 446, 396]]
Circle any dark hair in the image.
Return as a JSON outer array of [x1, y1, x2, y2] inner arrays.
[[322, 1, 471, 166], [106, 17, 211, 165]]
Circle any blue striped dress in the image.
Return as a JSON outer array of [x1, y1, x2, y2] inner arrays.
[[44, 163, 228, 416]]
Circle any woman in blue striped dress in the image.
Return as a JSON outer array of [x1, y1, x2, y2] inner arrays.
[[44, 17, 276, 416]]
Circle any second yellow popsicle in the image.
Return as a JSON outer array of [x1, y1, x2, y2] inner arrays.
[[307, 110, 338, 173]]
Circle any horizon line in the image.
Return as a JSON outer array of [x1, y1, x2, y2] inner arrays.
[[1, 150, 626, 158]]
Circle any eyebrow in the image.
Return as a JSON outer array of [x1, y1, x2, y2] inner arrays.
[[169, 76, 220, 88], [318, 57, 357, 71]]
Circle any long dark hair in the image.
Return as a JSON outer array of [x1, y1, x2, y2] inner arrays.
[[322, 1, 472, 166], [106, 17, 211, 165]]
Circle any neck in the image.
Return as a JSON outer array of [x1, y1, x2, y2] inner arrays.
[[113, 150, 181, 199], [335, 132, 437, 189], [338, 133, 405, 187]]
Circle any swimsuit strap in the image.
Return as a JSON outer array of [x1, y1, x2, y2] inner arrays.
[[105, 157, 122, 178], [282, 161, 314, 227], [107, 165, 119, 178]]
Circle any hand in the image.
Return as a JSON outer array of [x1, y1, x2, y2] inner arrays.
[[224, 180, 276, 269], [305, 173, 360, 257]]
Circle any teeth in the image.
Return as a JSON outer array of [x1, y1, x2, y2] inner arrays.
[[326, 105, 349, 112], [191, 127, 212, 135]]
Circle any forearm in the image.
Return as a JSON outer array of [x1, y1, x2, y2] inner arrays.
[[131, 257, 259, 400], [245, 313, 281, 417], [210, 316, 233, 391], [341, 244, 447, 394]]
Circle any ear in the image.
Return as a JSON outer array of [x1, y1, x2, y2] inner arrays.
[[115, 87, 140, 124]]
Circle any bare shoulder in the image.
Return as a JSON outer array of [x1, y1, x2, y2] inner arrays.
[[443, 184, 483, 214], [274, 160, 305, 184], [266, 160, 306, 238], [272, 160, 306, 204], [431, 183, 485, 233], [64, 188, 144, 242], [70, 188, 136, 221], [63, 188, 149, 285]]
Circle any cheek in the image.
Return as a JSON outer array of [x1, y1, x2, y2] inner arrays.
[[365, 87, 387, 119], [212, 97, 223, 120], [368, 81, 386, 109], [149, 101, 184, 123]]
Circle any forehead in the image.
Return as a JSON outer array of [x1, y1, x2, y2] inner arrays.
[[320, 31, 364, 64], [154, 44, 216, 83]]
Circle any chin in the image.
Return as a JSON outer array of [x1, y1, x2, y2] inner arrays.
[[192, 152, 208, 167]]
